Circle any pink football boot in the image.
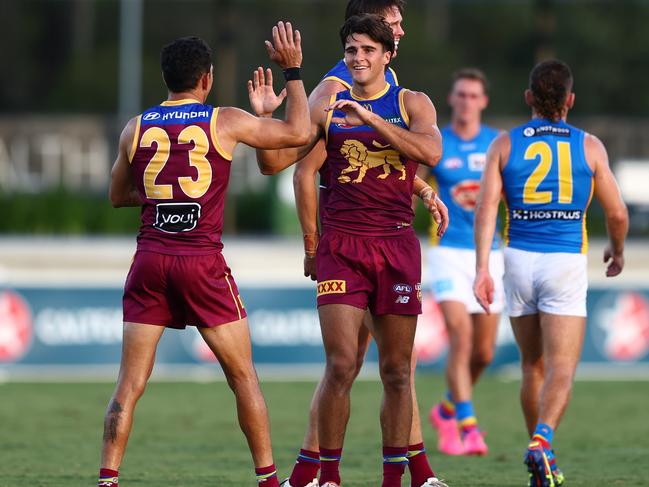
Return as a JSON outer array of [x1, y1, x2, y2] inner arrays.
[[462, 429, 488, 456], [429, 404, 464, 455]]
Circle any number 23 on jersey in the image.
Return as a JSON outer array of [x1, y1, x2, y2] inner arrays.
[[139, 125, 213, 200]]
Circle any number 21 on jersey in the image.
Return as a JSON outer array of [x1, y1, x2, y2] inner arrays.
[[523, 140, 572, 204]]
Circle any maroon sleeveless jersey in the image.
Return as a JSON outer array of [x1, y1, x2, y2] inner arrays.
[[129, 99, 232, 255], [322, 84, 417, 236]]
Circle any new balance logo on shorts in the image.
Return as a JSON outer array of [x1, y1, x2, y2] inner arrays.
[[395, 295, 410, 304], [317, 280, 346, 296]]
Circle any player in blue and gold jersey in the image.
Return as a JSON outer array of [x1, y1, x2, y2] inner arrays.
[[424, 69, 502, 457], [474, 60, 628, 487]]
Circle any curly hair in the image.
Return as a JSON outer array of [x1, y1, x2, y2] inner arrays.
[[529, 60, 573, 122], [340, 14, 395, 55], [345, 0, 406, 20], [161, 36, 212, 93]]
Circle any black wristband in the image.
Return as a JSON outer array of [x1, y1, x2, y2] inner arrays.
[[283, 67, 301, 81]]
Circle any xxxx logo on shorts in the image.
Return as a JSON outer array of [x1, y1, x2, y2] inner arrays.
[[317, 280, 346, 296]]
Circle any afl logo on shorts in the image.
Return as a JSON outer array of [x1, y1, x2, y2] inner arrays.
[[450, 179, 481, 211], [0, 290, 33, 363], [393, 284, 413, 294], [413, 292, 448, 364], [592, 292, 649, 362], [143, 112, 161, 121]]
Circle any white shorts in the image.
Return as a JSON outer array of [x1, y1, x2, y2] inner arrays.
[[504, 247, 588, 317], [426, 246, 505, 314]]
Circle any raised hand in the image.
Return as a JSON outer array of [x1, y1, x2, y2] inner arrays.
[[247, 67, 287, 117], [327, 99, 374, 126], [265, 21, 302, 70]]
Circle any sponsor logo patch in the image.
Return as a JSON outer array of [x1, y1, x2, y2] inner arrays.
[[523, 125, 571, 137], [511, 209, 583, 221], [143, 112, 161, 121], [317, 280, 346, 296], [154, 202, 201, 233], [395, 295, 410, 304], [451, 179, 481, 210]]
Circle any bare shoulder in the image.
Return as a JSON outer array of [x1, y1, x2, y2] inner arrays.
[[583, 132, 608, 172], [402, 89, 433, 106], [309, 78, 347, 103], [489, 131, 511, 170], [118, 116, 139, 152], [584, 132, 607, 156], [216, 106, 249, 123]]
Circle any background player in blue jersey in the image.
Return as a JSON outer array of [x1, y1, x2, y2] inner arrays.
[[474, 60, 628, 487], [424, 69, 502, 456], [273, 2, 447, 487]]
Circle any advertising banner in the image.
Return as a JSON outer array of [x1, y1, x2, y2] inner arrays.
[[1, 286, 648, 375]]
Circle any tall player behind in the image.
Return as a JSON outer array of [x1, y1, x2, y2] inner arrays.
[[424, 69, 503, 456], [285, 1, 448, 485], [100, 24, 309, 487], [474, 60, 628, 487], [253, 14, 446, 487]]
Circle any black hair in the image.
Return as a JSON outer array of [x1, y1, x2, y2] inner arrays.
[[340, 14, 395, 55], [345, 0, 406, 20], [161, 36, 212, 93], [529, 60, 574, 122]]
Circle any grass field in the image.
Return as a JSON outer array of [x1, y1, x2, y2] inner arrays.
[[1, 374, 647, 487]]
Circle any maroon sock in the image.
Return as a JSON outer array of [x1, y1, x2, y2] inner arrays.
[[319, 447, 342, 485], [407, 442, 435, 487], [382, 446, 408, 487], [289, 449, 320, 487], [256, 464, 280, 487], [98, 468, 118, 487]]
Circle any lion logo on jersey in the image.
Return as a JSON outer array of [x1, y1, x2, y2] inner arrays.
[[338, 139, 406, 184]]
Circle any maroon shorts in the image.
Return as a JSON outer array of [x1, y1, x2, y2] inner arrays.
[[123, 250, 246, 328], [316, 230, 422, 315]]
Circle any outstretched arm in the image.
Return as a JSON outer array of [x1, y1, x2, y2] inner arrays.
[[473, 132, 509, 313], [109, 117, 143, 208], [327, 90, 442, 167], [586, 134, 628, 277]]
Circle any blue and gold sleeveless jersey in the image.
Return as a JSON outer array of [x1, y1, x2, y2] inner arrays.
[[429, 125, 500, 249], [503, 118, 594, 254], [322, 59, 399, 89], [322, 84, 417, 236]]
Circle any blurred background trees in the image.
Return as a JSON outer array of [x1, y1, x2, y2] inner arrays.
[[1, 0, 648, 235]]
